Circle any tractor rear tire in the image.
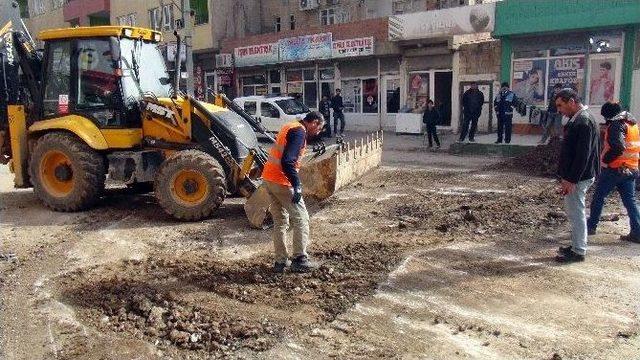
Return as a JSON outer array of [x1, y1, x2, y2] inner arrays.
[[155, 150, 226, 221], [29, 132, 106, 211]]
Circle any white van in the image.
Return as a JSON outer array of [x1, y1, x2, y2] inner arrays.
[[233, 95, 310, 132]]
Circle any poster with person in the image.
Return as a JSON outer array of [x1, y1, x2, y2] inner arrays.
[[589, 58, 616, 105], [512, 59, 546, 106], [407, 73, 429, 112], [548, 57, 585, 100]]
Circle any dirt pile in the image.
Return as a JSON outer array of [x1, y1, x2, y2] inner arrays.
[[56, 241, 405, 357], [499, 137, 562, 177]]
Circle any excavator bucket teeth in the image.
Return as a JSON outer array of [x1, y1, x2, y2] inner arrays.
[[244, 132, 383, 229]]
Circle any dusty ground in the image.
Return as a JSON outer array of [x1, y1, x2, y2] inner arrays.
[[1, 145, 639, 359]]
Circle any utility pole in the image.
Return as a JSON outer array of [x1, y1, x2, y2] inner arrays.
[[182, 0, 194, 96]]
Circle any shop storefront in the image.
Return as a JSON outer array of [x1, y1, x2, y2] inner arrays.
[[494, 0, 640, 131], [389, 3, 498, 134]]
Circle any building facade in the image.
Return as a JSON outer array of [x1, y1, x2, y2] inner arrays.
[[493, 0, 640, 132]]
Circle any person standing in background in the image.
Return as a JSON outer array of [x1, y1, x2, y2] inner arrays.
[[331, 89, 345, 136], [318, 95, 332, 138], [459, 82, 485, 142], [539, 83, 564, 144], [423, 99, 441, 149], [494, 82, 517, 144]]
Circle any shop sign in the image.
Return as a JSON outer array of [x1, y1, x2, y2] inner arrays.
[[279, 33, 332, 62], [215, 53, 233, 68], [332, 37, 374, 58], [194, 65, 205, 100], [215, 69, 233, 86], [548, 57, 585, 98], [388, 3, 495, 41], [234, 43, 278, 67]]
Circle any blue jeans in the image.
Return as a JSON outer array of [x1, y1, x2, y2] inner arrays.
[[564, 178, 595, 255], [587, 167, 640, 237]]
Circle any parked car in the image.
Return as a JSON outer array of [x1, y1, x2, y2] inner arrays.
[[233, 95, 310, 132]]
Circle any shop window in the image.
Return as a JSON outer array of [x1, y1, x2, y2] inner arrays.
[[589, 31, 623, 54], [303, 69, 316, 81], [341, 79, 362, 113], [511, 59, 547, 107], [286, 70, 303, 82], [192, 0, 209, 25], [362, 79, 378, 113], [321, 82, 334, 100], [241, 75, 267, 96], [243, 101, 257, 115], [43, 40, 71, 117], [319, 68, 334, 81], [269, 70, 281, 84]]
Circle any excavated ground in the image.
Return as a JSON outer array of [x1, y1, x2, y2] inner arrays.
[[1, 148, 639, 359]]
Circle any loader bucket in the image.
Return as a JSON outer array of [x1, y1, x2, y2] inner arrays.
[[244, 132, 384, 228]]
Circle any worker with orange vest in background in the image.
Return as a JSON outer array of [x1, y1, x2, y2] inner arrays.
[[587, 105, 640, 244], [262, 111, 325, 273]]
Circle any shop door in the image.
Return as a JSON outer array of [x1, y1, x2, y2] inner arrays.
[[204, 72, 216, 102], [459, 81, 494, 133], [382, 75, 401, 129], [434, 71, 453, 126]]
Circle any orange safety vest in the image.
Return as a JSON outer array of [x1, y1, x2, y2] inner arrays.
[[262, 121, 307, 187], [602, 120, 640, 170]]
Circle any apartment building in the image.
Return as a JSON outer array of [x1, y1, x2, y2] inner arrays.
[[219, 0, 501, 133]]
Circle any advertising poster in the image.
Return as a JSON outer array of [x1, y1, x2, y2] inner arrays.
[[279, 33, 332, 62], [234, 43, 279, 67], [589, 57, 617, 105], [512, 59, 546, 106], [548, 57, 584, 99], [407, 73, 429, 112], [332, 37, 374, 58]]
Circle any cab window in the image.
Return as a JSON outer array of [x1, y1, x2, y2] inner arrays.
[[43, 40, 71, 117], [261, 102, 279, 118], [76, 38, 119, 126], [243, 101, 257, 115]]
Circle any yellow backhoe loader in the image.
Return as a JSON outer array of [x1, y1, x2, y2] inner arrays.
[[0, 0, 382, 227]]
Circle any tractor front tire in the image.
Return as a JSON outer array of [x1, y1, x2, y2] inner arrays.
[[29, 132, 106, 211], [155, 150, 226, 221]]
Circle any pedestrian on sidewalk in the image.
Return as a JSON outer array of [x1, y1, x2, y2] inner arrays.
[[587, 107, 640, 244], [459, 82, 485, 142], [539, 84, 564, 144], [331, 89, 345, 136], [262, 111, 325, 273], [493, 82, 517, 144], [423, 99, 441, 149], [555, 88, 600, 263], [319, 95, 332, 138]]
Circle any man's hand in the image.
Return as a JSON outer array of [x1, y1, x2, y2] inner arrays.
[[558, 179, 576, 195], [292, 186, 303, 204]]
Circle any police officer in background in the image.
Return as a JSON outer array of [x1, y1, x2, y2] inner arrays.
[[493, 82, 517, 144], [261, 111, 325, 273]]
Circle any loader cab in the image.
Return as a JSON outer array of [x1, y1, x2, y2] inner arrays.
[[38, 27, 169, 129]]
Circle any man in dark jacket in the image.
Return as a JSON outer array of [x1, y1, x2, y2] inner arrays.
[[319, 95, 332, 138], [555, 88, 600, 263], [331, 89, 345, 136], [459, 82, 485, 142], [422, 99, 440, 148], [539, 83, 563, 144], [586, 107, 640, 244], [493, 82, 517, 144]]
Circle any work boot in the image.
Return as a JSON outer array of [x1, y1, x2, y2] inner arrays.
[[620, 234, 640, 243], [273, 260, 291, 274], [290, 255, 317, 273], [555, 250, 585, 263], [557, 245, 572, 256]]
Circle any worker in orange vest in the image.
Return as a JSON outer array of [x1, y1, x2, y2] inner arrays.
[[262, 111, 325, 273], [586, 106, 640, 244]]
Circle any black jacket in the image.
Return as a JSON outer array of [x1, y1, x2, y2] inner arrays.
[[319, 99, 331, 117], [422, 108, 440, 125], [602, 111, 637, 166], [558, 108, 600, 183], [462, 88, 484, 117], [331, 95, 344, 112]]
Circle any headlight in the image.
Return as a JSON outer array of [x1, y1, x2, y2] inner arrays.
[[123, 28, 133, 37], [154, 33, 161, 42]]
